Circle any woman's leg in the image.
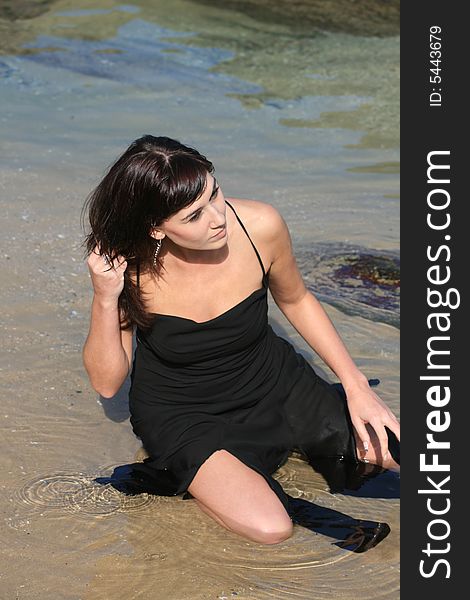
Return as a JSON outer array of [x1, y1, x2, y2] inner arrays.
[[188, 449, 293, 545]]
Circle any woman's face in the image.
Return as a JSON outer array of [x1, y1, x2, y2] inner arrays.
[[156, 172, 227, 250]]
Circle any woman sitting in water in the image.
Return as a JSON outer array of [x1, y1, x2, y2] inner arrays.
[[82, 135, 400, 545]]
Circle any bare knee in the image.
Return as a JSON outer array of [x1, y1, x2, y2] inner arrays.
[[194, 497, 293, 545], [251, 518, 294, 545], [188, 449, 294, 544]]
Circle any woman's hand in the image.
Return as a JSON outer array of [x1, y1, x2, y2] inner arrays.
[[87, 244, 127, 303], [345, 379, 400, 462]]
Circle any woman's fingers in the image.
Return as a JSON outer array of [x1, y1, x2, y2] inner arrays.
[[86, 246, 127, 300], [347, 383, 400, 464], [88, 245, 127, 272], [369, 418, 391, 461], [351, 417, 371, 456], [351, 410, 401, 462], [115, 255, 127, 269], [386, 416, 401, 443], [101, 254, 127, 271]]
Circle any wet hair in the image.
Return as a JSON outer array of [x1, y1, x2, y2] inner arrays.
[[82, 135, 215, 330]]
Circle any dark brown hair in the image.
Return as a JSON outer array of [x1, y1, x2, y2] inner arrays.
[[82, 135, 214, 330]]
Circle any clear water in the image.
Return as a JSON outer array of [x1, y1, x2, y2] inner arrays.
[[1, 2, 399, 598]]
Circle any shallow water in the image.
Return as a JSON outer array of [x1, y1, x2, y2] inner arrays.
[[1, 1, 399, 598]]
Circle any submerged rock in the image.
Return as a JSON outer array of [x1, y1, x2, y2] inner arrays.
[[189, 0, 400, 37], [296, 244, 400, 328], [0, 0, 55, 21], [334, 254, 400, 288]]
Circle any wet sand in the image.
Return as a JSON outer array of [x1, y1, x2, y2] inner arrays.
[[1, 1, 399, 598], [1, 167, 399, 597]]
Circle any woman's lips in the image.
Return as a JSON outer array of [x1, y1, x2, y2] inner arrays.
[[211, 226, 226, 239]]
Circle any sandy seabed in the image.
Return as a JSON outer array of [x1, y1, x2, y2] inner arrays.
[[1, 1, 399, 598], [1, 166, 399, 599]]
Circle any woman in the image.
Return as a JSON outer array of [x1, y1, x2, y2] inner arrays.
[[82, 135, 400, 546]]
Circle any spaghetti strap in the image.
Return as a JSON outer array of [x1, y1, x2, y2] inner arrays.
[[225, 200, 266, 279]]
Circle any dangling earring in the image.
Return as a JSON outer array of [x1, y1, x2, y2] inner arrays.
[[153, 239, 162, 267]]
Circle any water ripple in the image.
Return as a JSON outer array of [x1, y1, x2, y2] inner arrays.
[[10, 457, 399, 599], [14, 465, 160, 517]]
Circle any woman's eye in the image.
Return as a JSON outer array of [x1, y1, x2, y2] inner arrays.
[[189, 211, 202, 222], [188, 187, 219, 222]]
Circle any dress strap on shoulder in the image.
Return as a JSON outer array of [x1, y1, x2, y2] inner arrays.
[[225, 200, 267, 279]]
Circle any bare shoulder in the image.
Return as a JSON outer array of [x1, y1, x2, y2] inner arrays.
[[225, 197, 287, 242]]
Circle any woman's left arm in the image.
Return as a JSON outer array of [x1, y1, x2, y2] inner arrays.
[[261, 204, 400, 459]]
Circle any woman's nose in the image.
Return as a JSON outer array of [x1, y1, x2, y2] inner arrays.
[[209, 203, 225, 227]]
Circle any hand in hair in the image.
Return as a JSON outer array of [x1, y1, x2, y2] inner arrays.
[[87, 244, 128, 304]]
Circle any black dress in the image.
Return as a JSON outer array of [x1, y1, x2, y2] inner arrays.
[[128, 201, 358, 510]]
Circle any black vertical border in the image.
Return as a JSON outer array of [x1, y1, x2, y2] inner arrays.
[[401, 4, 466, 597]]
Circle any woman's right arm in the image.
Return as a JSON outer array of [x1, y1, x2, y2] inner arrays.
[[82, 247, 133, 398]]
